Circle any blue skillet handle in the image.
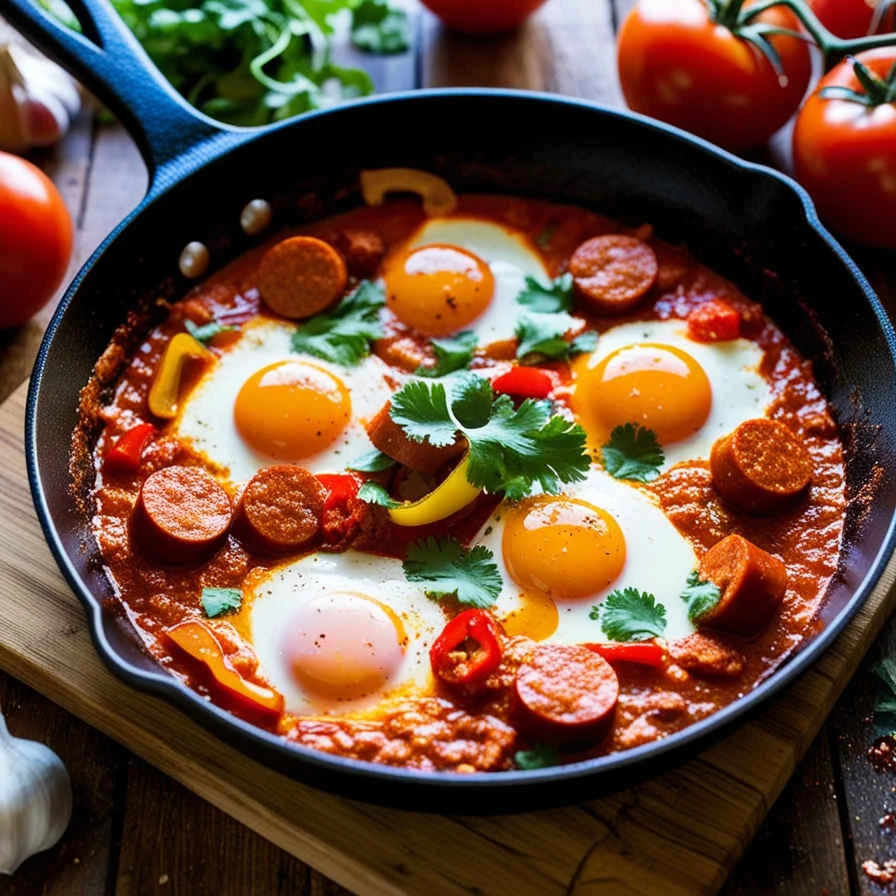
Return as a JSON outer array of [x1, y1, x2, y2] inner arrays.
[[1, 0, 249, 197]]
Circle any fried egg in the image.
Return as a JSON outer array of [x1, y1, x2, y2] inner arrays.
[[247, 552, 446, 716], [175, 318, 395, 482], [381, 217, 550, 343], [475, 465, 698, 645], [571, 318, 772, 469]]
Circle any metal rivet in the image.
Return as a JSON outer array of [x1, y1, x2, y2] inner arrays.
[[179, 242, 210, 279], [240, 199, 273, 236]]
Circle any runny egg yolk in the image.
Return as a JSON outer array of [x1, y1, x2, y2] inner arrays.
[[283, 591, 407, 699], [502, 496, 626, 600], [234, 359, 350, 460], [383, 243, 495, 336], [574, 343, 712, 444]]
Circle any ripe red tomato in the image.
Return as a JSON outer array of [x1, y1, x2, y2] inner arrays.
[[419, 0, 548, 33], [793, 48, 896, 248], [808, 0, 894, 39], [617, 0, 813, 152], [0, 151, 73, 328]]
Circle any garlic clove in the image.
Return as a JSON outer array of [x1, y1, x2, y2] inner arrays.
[[0, 711, 73, 875]]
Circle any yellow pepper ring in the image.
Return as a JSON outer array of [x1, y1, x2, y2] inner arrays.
[[148, 332, 214, 419], [360, 168, 458, 217], [387, 453, 482, 527]]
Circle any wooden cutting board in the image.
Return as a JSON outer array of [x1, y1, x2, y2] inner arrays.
[[1, 379, 893, 896]]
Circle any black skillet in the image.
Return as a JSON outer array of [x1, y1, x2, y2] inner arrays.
[[6, 0, 896, 812]]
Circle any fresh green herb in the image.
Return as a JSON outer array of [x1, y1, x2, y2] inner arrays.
[[680, 571, 722, 623], [416, 331, 477, 378], [403, 537, 502, 608], [350, 0, 411, 53], [357, 481, 399, 508], [389, 374, 589, 500], [535, 222, 558, 249], [201, 587, 242, 618], [185, 318, 237, 345], [601, 423, 665, 483], [290, 280, 384, 365], [515, 311, 596, 363], [514, 744, 560, 770], [516, 273, 574, 312], [874, 660, 896, 728], [593, 588, 667, 642], [347, 448, 396, 472]]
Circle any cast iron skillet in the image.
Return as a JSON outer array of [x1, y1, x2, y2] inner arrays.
[[8, 0, 896, 812]]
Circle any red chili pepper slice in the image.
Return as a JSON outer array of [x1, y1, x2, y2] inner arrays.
[[686, 299, 741, 343], [316, 472, 361, 511], [430, 609, 503, 687], [492, 366, 555, 399], [104, 422, 155, 473], [584, 641, 667, 669]]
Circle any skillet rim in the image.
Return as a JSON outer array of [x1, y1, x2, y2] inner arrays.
[[24, 87, 896, 808]]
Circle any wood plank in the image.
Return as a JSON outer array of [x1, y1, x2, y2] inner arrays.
[[1, 376, 895, 896]]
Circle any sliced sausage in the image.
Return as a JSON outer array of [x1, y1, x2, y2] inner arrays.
[[514, 644, 619, 746], [133, 465, 232, 563], [710, 418, 813, 513], [366, 402, 465, 474], [257, 235, 348, 320], [332, 229, 385, 278], [651, 239, 693, 291], [696, 534, 786, 634], [569, 235, 658, 313], [668, 632, 745, 678], [235, 465, 325, 554]]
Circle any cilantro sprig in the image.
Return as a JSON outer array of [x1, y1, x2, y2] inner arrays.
[[601, 423, 665, 483], [290, 280, 384, 366], [874, 659, 896, 735], [514, 744, 560, 770], [389, 374, 589, 500], [185, 318, 238, 345], [591, 588, 667, 642], [516, 274, 574, 312], [416, 331, 477, 378], [201, 587, 242, 618], [347, 448, 396, 473], [351, 0, 411, 53], [403, 537, 502, 608], [680, 571, 721, 622], [515, 311, 597, 363]]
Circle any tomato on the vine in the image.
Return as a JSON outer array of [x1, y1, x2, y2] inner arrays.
[[808, 0, 895, 39], [0, 151, 73, 329], [419, 0, 548, 34], [617, 0, 813, 152], [793, 48, 896, 248]]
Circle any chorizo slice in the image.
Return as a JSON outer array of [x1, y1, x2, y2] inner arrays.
[[569, 234, 658, 313], [235, 465, 326, 554], [710, 418, 813, 513], [133, 465, 232, 563], [668, 632, 745, 678], [257, 235, 348, 320], [332, 229, 386, 278], [366, 402, 465, 474], [696, 534, 786, 634], [514, 644, 619, 746]]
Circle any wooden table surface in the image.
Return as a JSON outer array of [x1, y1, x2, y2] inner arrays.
[[2, 1, 896, 893]]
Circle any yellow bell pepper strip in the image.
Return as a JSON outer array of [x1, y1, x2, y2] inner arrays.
[[360, 167, 458, 217], [147, 332, 213, 419], [387, 452, 482, 527], [165, 620, 284, 719]]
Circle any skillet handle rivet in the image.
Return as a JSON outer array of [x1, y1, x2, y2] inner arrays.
[[240, 199, 273, 236], [179, 242, 210, 279]]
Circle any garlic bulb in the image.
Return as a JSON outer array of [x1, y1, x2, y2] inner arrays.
[[0, 19, 81, 152], [0, 710, 72, 875]]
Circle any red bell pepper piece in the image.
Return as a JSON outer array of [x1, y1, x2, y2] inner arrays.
[[430, 609, 503, 687], [686, 299, 741, 343], [492, 366, 555, 399], [585, 641, 667, 669], [316, 472, 361, 511], [104, 422, 155, 473]]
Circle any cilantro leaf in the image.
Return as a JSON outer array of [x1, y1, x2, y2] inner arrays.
[[515, 744, 560, 770], [680, 570, 722, 622], [347, 449, 396, 472], [201, 587, 242, 618], [416, 331, 477, 378], [601, 423, 665, 483], [185, 319, 237, 345], [595, 588, 667, 641], [350, 0, 411, 54], [357, 481, 399, 508], [290, 280, 384, 366], [515, 311, 596, 363], [389, 380, 459, 447], [516, 273, 574, 312], [403, 537, 502, 608]]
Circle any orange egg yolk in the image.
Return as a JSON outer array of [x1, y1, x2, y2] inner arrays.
[[283, 591, 406, 699], [502, 496, 626, 600], [501, 590, 560, 641], [383, 243, 495, 336], [574, 342, 712, 445], [234, 360, 350, 460]]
